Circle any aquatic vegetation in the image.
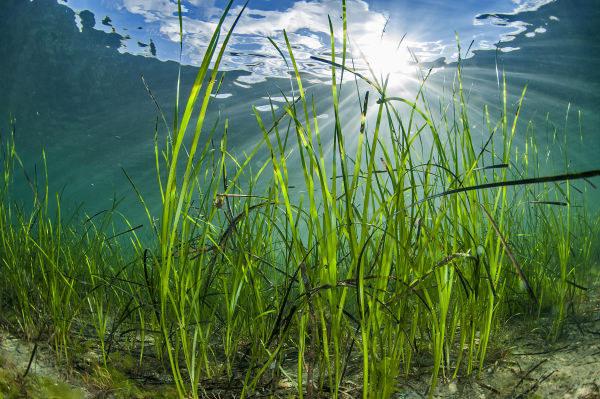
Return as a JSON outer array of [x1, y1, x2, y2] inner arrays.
[[0, 352, 86, 399], [0, 1, 599, 399]]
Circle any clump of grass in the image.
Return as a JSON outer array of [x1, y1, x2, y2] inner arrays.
[[1, 0, 599, 399]]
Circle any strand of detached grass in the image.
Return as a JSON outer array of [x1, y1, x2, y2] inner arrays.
[[476, 201, 537, 303], [402, 169, 600, 211]]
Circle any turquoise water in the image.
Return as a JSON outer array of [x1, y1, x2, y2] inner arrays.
[[1, 0, 599, 227]]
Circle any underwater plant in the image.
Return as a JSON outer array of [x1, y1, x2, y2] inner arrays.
[[1, 1, 599, 399]]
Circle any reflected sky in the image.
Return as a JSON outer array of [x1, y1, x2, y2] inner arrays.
[[57, 0, 557, 84]]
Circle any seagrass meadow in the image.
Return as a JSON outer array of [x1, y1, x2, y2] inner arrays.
[[1, 0, 600, 398]]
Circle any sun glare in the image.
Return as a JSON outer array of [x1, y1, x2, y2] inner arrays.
[[350, 34, 415, 88]]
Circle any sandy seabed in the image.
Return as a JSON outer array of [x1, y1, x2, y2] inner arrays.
[[395, 283, 600, 399], [1, 284, 599, 399]]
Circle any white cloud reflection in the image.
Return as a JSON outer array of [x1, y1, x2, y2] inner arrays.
[[131, 0, 417, 85], [255, 104, 279, 112], [511, 0, 555, 13], [59, 0, 560, 85], [210, 93, 232, 99]]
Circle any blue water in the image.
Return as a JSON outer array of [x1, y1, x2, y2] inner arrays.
[[1, 0, 599, 230]]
